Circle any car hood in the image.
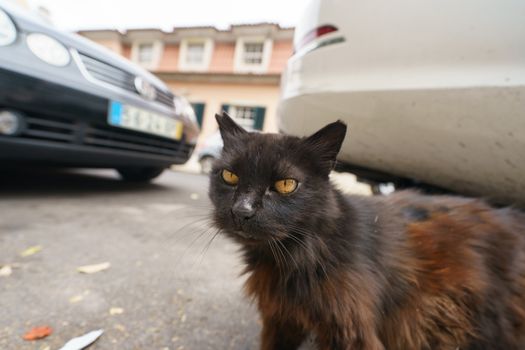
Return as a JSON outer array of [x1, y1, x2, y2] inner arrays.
[[0, 0, 169, 92]]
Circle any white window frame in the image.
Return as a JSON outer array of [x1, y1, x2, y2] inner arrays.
[[233, 36, 272, 73], [178, 38, 214, 72], [227, 104, 259, 130], [131, 40, 163, 70]]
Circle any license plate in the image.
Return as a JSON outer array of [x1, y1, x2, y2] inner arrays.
[[108, 101, 183, 140]]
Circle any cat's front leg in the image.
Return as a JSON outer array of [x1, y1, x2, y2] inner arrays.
[[260, 316, 306, 350]]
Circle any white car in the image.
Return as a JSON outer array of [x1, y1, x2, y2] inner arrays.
[[279, 0, 525, 205]]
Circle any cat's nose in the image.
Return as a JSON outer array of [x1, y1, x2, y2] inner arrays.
[[232, 199, 256, 220]]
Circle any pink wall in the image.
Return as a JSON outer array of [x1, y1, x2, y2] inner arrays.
[[122, 45, 131, 60], [268, 40, 293, 74], [84, 35, 292, 74], [157, 45, 180, 71], [209, 43, 235, 73]]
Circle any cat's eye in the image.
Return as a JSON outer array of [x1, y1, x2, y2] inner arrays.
[[274, 179, 298, 194], [221, 169, 239, 186]]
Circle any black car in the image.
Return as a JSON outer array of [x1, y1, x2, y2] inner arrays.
[[0, 1, 199, 182]]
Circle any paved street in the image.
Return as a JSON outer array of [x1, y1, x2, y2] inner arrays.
[[0, 166, 368, 349], [0, 167, 261, 350]]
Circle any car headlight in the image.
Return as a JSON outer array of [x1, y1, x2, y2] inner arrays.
[[26, 33, 70, 67], [174, 96, 198, 127], [0, 8, 17, 46]]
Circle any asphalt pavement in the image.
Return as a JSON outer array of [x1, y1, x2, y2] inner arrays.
[[0, 167, 262, 350]]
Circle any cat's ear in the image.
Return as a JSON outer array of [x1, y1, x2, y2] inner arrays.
[[215, 111, 247, 149], [303, 120, 347, 174]]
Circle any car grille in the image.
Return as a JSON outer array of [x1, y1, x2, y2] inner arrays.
[[78, 53, 175, 108], [18, 113, 193, 160]]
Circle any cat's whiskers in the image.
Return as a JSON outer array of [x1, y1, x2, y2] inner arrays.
[[267, 238, 289, 316], [285, 233, 321, 269], [275, 238, 299, 271], [285, 233, 310, 253], [183, 224, 217, 259], [285, 225, 331, 279], [198, 228, 223, 264], [254, 217, 291, 275], [271, 237, 287, 272], [268, 237, 284, 276], [163, 215, 220, 269], [171, 215, 214, 237], [268, 238, 285, 278]]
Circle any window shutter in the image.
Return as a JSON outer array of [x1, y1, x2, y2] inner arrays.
[[253, 107, 266, 130], [220, 104, 230, 115], [190, 103, 205, 128]]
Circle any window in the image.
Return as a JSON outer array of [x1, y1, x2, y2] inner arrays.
[[242, 42, 264, 65], [234, 38, 272, 73], [179, 38, 213, 71], [186, 42, 205, 64], [223, 104, 266, 131], [132, 41, 163, 70], [137, 43, 154, 64], [232, 106, 256, 129]]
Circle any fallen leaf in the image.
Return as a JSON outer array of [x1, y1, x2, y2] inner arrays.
[[0, 265, 12, 277], [68, 295, 84, 304], [109, 307, 124, 315], [23, 326, 53, 341], [113, 324, 126, 332], [20, 246, 42, 257], [58, 329, 104, 350], [77, 262, 110, 274]]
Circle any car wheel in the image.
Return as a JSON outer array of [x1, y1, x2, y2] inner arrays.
[[116, 167, 165, 182], [199, 156, 215, 174]]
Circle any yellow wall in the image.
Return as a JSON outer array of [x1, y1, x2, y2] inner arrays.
[[167, 81, 281, 144]]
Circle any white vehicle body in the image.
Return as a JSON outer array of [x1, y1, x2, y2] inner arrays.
[[279, 0, 525, 205]]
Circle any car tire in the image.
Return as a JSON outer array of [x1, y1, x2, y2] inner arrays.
[[116, 166, 165, 182], [199, 156, 215, 175]]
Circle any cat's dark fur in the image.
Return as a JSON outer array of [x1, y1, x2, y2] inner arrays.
[[208, 112, 525, 350]]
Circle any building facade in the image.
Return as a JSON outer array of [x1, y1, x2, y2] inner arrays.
[[79, 24, 293, 143]]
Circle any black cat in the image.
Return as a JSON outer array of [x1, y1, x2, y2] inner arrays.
[[208, 112, 525, 350]]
